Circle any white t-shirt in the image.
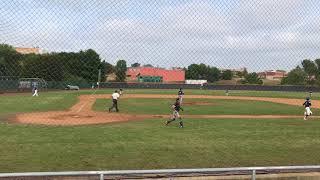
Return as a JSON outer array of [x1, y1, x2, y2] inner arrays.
[[112, 93, 120, 100]]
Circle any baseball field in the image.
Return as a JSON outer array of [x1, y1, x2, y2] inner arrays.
[[1, 89, 320, 172]]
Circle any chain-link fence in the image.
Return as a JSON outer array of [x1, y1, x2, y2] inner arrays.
[[1, 0, 320, 176], [1, 0, 320, 89]]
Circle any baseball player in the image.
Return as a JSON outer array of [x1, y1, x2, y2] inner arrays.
[[32, 87, 39, 97], [303, 97, 312, 120], [119, 88, 123, 96], [108, 90, 120, 112], [165, 98, 184, 128], [178, 88, 184, 105]]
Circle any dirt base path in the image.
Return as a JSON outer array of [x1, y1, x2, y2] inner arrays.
[[13, 94, 319, 126]]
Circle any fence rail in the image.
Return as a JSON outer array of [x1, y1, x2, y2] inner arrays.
[[1, 166, 320, 180], [1, 81, 320, 93], [100, 83, 320, 92]]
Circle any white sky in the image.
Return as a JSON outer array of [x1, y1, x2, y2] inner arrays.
[[1, 0, 320, 71]]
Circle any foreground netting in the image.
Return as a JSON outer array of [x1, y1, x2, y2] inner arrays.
[[1, 0, 320, 174], [1, 166, 320, 180]]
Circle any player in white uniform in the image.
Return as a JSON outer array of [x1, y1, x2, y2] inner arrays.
[[32, 87, 39, 97], [109, 90, 120, 112]]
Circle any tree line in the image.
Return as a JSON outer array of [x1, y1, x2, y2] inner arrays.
[[0, 44, 116, 84], [281, 59, 320, 86], [185, 63, 262, 84], [0, 43, 270, 85]]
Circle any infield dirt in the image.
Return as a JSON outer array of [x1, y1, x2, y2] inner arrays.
[[12, 94, 320, 126]]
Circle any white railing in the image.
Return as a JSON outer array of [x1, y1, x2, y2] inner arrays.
[[1, 166, 320, 180]]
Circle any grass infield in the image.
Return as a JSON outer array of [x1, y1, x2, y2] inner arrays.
[[93, 98, 314, 115]]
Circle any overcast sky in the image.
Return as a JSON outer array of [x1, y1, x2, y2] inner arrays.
[[1, 0, 320, 71]]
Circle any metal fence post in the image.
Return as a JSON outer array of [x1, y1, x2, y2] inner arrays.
[[251, 170, 256, 180], [100, 173, 104, 180]]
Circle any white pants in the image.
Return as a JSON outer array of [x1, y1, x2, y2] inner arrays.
[[179, 95, 183, 104], [305, 107, 312, 116], [172, 110, 180, 119], [32, 90, 38, 96]]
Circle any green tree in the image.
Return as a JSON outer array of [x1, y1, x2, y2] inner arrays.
[[242, 72, 263, 85], [281, 66, 307, 85], [115, 60, 127, 82], [314, 59, 320, 70], [0, 44, 22, 77], [131, 63, 141, 67], [186, 64, 200, 79], [78, 49, 102, 82], [143, 64, 153, 67], [302, 59, 317, 76], [221, 70, 233, 80], [23, 54, 65, 81], [98, 61, 115, 82], [105, 62, 115, 74], [57, 52, 80, 80], [302, 59, 317, 84], [314, 59, 320, 77], [21, 54, 40, 78], [197, 64, 208, 79], [185, 63, 220, 82], [207, 67, 220, 82], [236, 68, 248, 78]]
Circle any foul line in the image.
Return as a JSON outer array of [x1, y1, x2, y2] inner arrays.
[[76, 88, 99, 113]]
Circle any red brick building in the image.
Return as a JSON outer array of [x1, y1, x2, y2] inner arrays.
[[126, 67, 185, 83]]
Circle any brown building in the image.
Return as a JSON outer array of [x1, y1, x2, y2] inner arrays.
[[15, 47, 41, 54], [258, 70, 287, 80]]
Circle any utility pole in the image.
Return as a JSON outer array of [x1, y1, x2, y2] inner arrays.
[[97, 69, 101, 89]]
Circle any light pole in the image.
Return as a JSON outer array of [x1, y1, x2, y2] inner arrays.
[[97, 68, 101, 89]]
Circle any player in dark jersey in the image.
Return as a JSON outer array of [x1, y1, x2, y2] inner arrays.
[[165, 98, 184, 128], [303, 97, 312, 120], [178, 88, 184, 105]]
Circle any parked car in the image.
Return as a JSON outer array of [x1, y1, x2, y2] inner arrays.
[[65, 85, 80, 90]]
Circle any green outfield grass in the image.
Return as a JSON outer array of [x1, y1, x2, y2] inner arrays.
[[0, 89, 319, 172], [77, 88, 318, 99], [93, 98, 314, 115], [0, 118, 320, 172], [0, 92, 78, 117]]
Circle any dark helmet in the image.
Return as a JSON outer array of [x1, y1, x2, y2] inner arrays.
[[120, 88, 123, 91], [306, 97, 310, 100], [176, 98, 180, 101], [179, 88, 182, 90], [115, 90, 118, 93]]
